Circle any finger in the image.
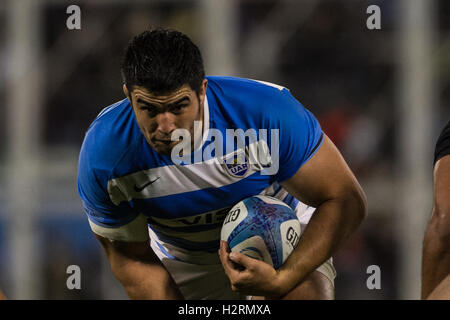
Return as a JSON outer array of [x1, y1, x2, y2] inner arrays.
[[219, 242, 246, 274], [218, 241, 235, 272], [218, 241, 229, 264], [221, 240, 231, 253], [228, 251, 258, 270]]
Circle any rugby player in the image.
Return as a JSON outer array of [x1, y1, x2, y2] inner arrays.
[[422, 121, 450, 299], [77, 29, 367, 299]]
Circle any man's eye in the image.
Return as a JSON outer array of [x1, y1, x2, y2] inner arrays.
[[171, 104, 187, 112], [140, 106, 157, 116]]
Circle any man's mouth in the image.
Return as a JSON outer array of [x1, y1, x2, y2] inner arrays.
[[154, 139, 172, 145]]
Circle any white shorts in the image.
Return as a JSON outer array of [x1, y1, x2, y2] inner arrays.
[[150, 203, 336, 300]]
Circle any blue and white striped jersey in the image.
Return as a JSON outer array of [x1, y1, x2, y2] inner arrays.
[[77, 76, 323, 263]]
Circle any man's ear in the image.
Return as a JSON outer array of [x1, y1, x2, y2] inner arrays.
[[123, 84, 131, 100], [202, 79, 208, 95], [200, 79, 208, 104]]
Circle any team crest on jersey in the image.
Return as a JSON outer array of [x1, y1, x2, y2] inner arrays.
[[224, 152, 248, 177]]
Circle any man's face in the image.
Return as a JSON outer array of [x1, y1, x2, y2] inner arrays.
[[124, 80, 207, 156]]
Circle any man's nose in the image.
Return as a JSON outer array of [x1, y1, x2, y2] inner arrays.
[[155, 112, 177, 134]]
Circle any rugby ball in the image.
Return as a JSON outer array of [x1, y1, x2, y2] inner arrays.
[[220, 195, 301, 269]]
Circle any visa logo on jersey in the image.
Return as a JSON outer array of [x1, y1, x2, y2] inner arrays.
[[177, 207, 230, 225]]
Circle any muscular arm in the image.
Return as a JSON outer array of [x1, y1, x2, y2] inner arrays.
[[422, 155, 450, 299], [276, 134, 367, 294], [219, 135, 367, 297], [95, 234, 184, 299]]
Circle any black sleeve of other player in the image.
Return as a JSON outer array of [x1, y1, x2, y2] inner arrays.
[[434, 120, 450, 165]]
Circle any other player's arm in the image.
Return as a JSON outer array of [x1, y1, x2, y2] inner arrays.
[[0, 290, 6, 300], [427, 273, 450, 300], [94, 233, 183, 300], [422, 155, 450, 299]]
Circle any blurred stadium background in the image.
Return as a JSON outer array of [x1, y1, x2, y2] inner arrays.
[[0, 0, 447, 299]]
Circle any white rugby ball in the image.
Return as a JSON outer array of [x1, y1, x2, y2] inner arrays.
[[220, 195, 301, 269]]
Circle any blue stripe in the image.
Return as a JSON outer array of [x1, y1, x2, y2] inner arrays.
[[155, 241, 181, 261], [272, 182, 283, 195], [282, 194, 299, 211], [149, 219, 226, 233]]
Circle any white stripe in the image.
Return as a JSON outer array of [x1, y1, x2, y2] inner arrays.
[[88, 213, 149, 242], [107, 140, 269, 205], [108, 154, 257, 205], [250, 79, 286, 91], [96, 99, 126, 119], [198, 96, 210, 150]]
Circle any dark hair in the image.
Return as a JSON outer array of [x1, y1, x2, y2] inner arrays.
[[121, 28, 205, 95]]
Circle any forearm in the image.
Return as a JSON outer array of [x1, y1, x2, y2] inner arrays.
[[96, 235, 184, 300], [112, 258, 183, 299], [421, 214, 450, 299], [278, 193, 366, 294]]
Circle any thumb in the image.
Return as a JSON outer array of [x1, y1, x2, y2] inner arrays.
[[229, 251, 256, 268]]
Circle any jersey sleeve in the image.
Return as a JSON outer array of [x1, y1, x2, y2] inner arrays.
[[77, 134, 149, 242], [434, 120, 450, 165], [272, 89, 324, 183]]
